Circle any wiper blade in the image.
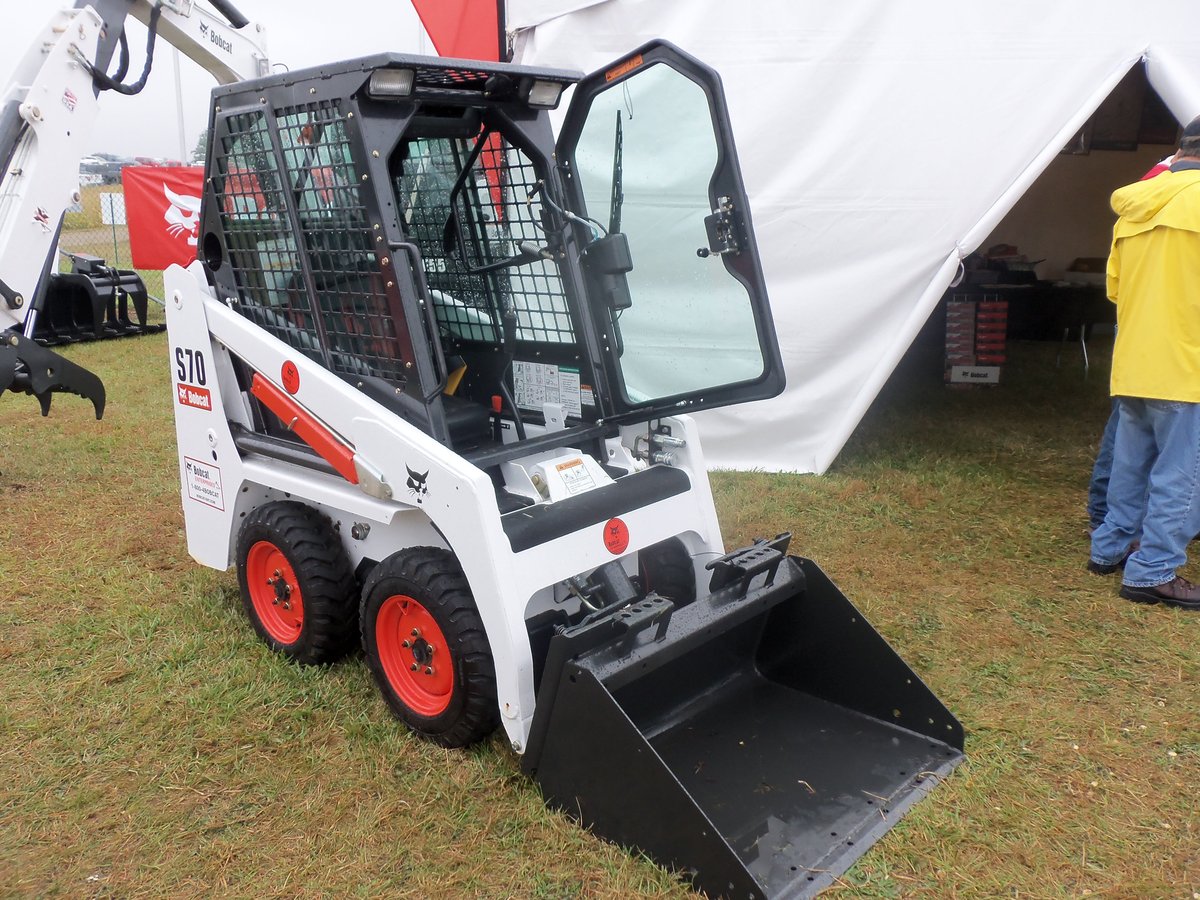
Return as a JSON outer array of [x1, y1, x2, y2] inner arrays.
[[609, 110, 623, 235]]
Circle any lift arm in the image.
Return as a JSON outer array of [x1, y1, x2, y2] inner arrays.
[[0, 0, 267, 416]]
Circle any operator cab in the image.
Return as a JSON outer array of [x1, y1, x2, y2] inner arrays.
[[198, 42, 782, 478]]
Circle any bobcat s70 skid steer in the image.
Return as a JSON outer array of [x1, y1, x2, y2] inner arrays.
[[165, 41, 963, 899]]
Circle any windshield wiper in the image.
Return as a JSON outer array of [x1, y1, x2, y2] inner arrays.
[[609, 110, 624, 235]]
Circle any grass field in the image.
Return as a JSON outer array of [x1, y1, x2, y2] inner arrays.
[[1, 334, 1198, 898]]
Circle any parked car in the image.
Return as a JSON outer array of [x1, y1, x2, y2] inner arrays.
[[79, 153, 134, 185]]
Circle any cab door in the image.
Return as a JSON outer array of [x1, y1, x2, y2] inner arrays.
[[555, 40, 784, 422]]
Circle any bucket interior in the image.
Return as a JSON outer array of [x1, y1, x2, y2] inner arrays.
[[646, 669, 960, 895]]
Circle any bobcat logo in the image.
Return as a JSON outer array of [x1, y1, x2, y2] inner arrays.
[[406, 466, 429, 503], [163, 185, 202, 247]]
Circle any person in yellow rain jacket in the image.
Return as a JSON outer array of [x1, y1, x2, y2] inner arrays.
[[1088, 117, 1200, 609]]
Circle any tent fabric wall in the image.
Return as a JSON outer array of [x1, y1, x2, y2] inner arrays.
[[505, 0, 1200, 473]]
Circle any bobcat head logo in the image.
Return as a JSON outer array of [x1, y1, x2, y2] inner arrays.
[[163, 184, 202, 247], [406, 465, 429, 503]]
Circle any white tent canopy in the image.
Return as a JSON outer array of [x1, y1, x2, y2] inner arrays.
[[506, 0, 1200, 472]]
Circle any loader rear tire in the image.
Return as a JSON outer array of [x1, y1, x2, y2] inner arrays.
[[236, 501, 358, 665], [638, 537, 696, 607], [360, 548, 498, 748]]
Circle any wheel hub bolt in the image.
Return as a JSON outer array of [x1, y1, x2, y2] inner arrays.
[[402, 640, 411, 648], [410, 663, 418, 671], [424, 666, 433, 676], [267, 572, 292, 604]]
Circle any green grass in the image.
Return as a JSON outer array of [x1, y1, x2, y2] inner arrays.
[[2, 335, 1198, 898]]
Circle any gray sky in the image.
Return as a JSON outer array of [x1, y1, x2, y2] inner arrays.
[[1, 1, 430, 160]]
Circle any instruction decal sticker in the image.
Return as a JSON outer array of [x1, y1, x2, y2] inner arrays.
[[184, 456, 225, 511], [514, 362, 582, 418]]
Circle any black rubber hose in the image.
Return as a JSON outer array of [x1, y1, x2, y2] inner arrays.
[[207, 0, 250, 29], [89, 4, 161, 95]]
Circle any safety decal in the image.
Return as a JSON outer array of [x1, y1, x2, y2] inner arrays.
[[62, 88, 78, 112], [33, 208, 51, 232], [406, 465, 429, 504], [556, 458, 596, 496], [603, 517, 630, 555], [605, 54, 643, 83], [184, 456, 225, 511]]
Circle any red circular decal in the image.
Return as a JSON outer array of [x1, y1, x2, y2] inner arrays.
[[603, 518, 630, 555], [281, 360, 300, 394]]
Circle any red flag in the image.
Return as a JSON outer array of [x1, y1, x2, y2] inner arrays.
[[122, 165, 204, 269], [411, 0, 501, 61]]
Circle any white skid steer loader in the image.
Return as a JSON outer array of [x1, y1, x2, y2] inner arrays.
[[165, 41, 963, 899]]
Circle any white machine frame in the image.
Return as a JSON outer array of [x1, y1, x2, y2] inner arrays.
[[165, 260, 725, 751]]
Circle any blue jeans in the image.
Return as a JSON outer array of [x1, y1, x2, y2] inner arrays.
[[1087, 400, 1120, 530], [1090, 397, 1200, 586]]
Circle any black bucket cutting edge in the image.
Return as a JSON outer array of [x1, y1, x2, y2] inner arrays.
[[523, 552, 964, 899]]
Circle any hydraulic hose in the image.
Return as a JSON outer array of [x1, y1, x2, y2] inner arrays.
[[206, 0, 250, 29], [86, 4, 162, 95]]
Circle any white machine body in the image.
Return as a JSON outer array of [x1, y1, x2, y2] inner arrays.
[[165, 261, 724, 752]]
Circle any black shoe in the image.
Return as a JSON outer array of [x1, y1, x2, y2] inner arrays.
[[1087, 558, 1124, 576], [1119, 577, 1200, 610]]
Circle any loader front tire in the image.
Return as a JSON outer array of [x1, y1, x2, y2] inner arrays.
[[236, 501, 358, 665], [361, 548, 498, 748]]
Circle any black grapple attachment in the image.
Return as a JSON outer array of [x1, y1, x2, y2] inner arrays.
[[0, 330, 105, 418]]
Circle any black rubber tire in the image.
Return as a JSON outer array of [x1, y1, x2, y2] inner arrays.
[[638, 536, 696, 607], [235, 501, 358, 665], [360, 547, 499, 748]]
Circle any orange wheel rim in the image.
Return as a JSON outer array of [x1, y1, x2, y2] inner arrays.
[[376, 594, 453, 716], [246, 540, 304, 644]]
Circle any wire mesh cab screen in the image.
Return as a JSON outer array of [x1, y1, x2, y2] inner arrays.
[[397, 133, 574, 346], [213, 102, 408, 385], [394, 129, 590, 420]]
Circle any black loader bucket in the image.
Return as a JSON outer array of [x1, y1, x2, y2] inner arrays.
[[523, 537, 963, 899]]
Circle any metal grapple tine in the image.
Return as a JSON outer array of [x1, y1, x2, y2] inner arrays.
[[1, 332, 106, 419]]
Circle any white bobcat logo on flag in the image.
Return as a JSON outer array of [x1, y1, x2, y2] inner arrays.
[[163, 184, 202, 247]]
